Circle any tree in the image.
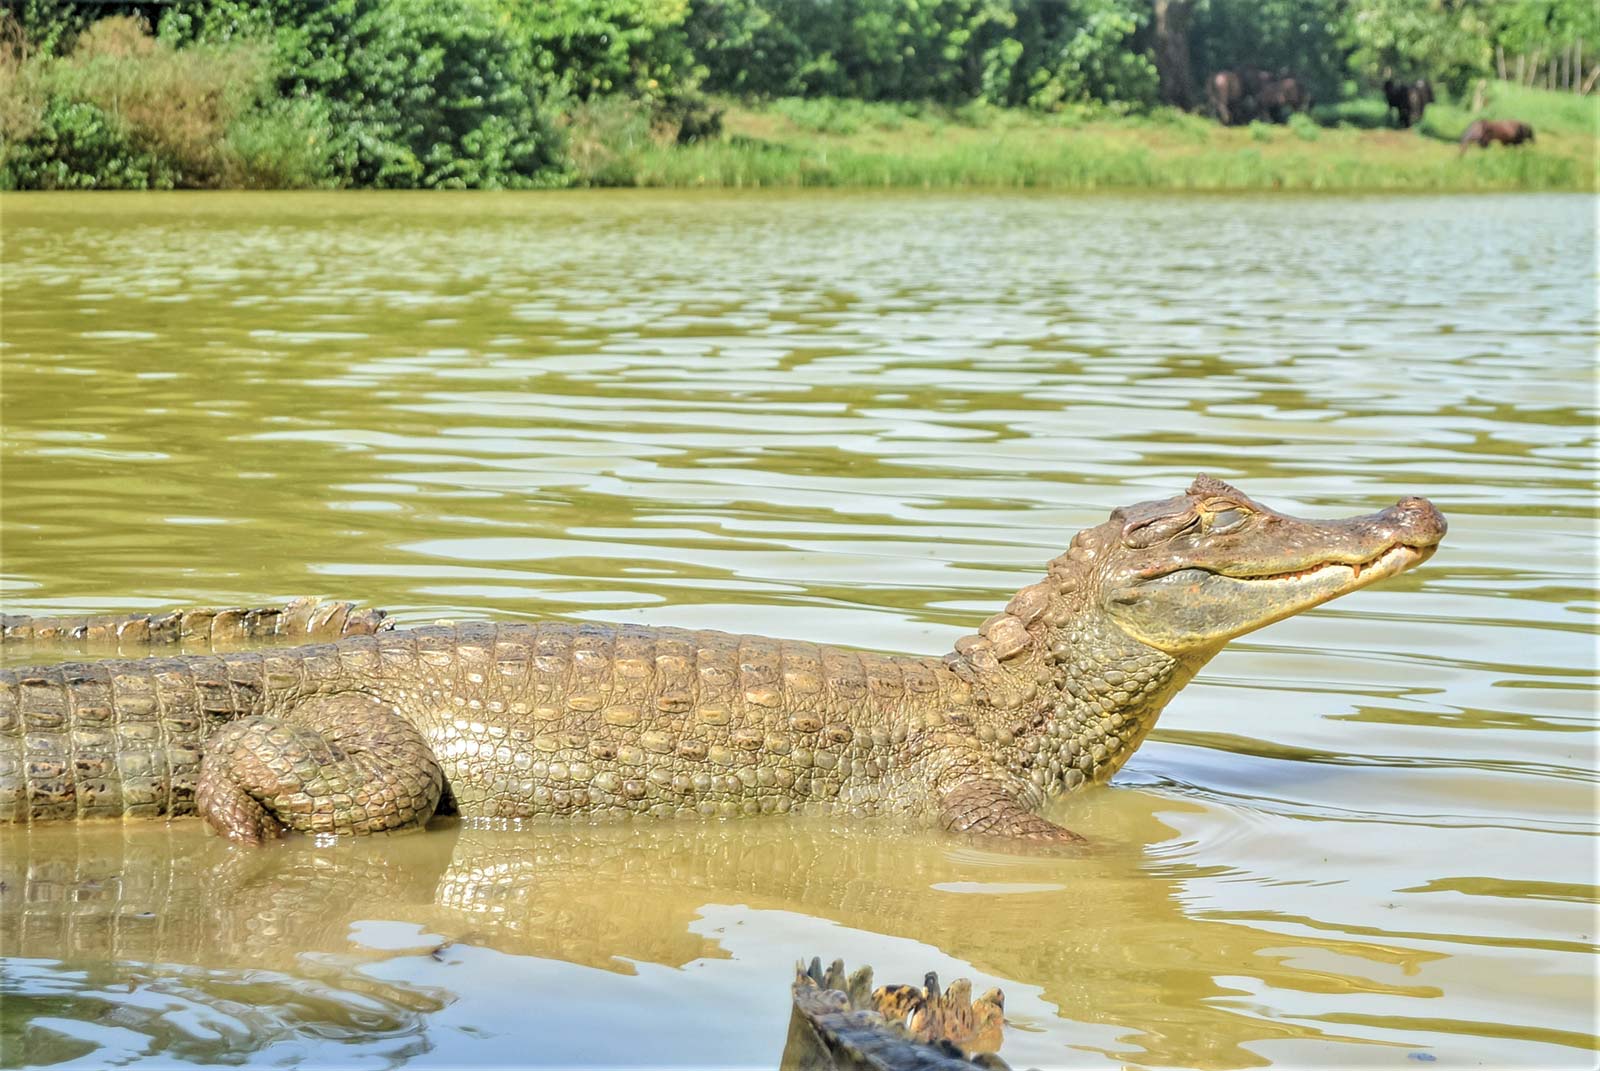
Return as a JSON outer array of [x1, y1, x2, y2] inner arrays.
[[1149, 0, 1196, 108], [1341, 0, 1494, 95]]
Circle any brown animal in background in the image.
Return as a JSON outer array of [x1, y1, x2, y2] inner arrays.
[[1459, 119, 1535, 154], [1210, 68, 1307, 125], [1384, 78, 1434, 128], [1209, 70, 1244, 125], [1260, 72, 1311, 122]]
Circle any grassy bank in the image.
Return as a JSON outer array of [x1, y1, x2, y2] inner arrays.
[[4, 20, 1594, 194], [584, 83, 1596, 191]]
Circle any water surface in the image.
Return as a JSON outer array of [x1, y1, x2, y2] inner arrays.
[[0, 191, 1594, 1068]]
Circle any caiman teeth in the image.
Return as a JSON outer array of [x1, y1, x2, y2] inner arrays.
[[1232, 543, 1416, 583]]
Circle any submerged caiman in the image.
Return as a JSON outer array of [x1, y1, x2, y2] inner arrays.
[[784, 957, 1012, 1070], [0, 476, 1445, 843]]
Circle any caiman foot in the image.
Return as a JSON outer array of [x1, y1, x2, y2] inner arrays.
[[939, 778, 1085, 845], [785, 956, 1012, 1070], [197, 693, 443, 844]]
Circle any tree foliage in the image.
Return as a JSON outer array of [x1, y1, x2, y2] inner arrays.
[[685, 0, 1155, 106], [1187, 0, 1346, 106], [1341, 0, 1494, 96], [504, 0, 696, 101]]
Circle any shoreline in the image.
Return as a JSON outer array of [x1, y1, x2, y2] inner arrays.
[[6, 97, 1594, 195], [9, 99, 1587, 194], [569, 96, 1596, 194]]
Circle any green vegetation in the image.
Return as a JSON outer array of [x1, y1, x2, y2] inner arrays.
[[2, 0, 1596, 191], [589, 91, 1592, 190]]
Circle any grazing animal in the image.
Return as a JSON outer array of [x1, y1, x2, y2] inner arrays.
[[1458, 119, 1535, 154], [1209, 70, 1244, 126], [1259, 72, 1311, 123], [1212, 68, 1308, 125], [1384, 79, 1434, 128]]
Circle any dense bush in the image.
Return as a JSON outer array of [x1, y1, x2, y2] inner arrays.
[[261, 0, 564, 188], [11, 1, 570, 190], [1, 97, 172, 190], [0, 16, 286, 189]]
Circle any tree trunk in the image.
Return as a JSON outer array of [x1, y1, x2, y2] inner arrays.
[[1496, 45, 1506, 81], [1150, 0, 1196, 110]]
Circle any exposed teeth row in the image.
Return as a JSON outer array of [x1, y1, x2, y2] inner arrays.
[[1252, 555, 1381, 583]]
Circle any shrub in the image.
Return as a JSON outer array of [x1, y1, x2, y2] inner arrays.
[[1287, 111, 1320, 140], [0, 16, 264, 189], [563, 95, 653, 185], [1, 97, 173, 189], [54, 17, 271, 185], [221, 95, 335, 187]]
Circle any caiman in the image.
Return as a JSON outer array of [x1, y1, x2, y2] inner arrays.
[[783, 957, 1013, 1070], [0, 476, 1445, 843]]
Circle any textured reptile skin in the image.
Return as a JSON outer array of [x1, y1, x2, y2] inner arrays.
[[784, 957, 1012, 1070], [0, 478, 1447, 842], [1, 597, 390, 656]]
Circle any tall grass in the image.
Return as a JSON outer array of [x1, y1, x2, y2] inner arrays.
[[639, 141, 1582, 191], [582, 87, 1593, 191]]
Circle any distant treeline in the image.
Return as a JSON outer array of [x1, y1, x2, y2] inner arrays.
[[3, 0, 1595, 189]]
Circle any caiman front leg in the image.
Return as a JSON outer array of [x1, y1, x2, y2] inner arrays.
[[936, 765, 1085, 844], [197, 693, 443, 843]]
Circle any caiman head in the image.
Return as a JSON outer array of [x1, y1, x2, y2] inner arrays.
[[1097, 474, 1446, 656], [950, 475, 1446, 791]]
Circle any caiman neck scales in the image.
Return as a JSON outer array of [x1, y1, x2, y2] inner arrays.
[[0, 476, 1446, 843]]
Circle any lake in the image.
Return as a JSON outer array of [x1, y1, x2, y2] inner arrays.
[[0, 190, 1594, 1069]]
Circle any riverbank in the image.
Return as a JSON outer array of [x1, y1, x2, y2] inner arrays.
[[4, 68, 1593, 194], [577, 84, 1596, 192]]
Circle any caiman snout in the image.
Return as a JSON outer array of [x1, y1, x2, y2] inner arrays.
[[1378, 496, 1447, 549]]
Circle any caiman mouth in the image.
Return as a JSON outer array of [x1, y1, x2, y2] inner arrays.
[[1222, 541, 1436, 586]]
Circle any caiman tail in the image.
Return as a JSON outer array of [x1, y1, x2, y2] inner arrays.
[[0, 599, 391, 824]]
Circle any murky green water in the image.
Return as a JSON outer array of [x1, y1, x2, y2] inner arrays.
[[0, 191, 1594, 1069]]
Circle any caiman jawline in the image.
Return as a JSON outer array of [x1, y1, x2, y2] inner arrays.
[[1217, 542, 1430, 583]]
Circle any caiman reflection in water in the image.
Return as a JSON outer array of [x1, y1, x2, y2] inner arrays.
[[2, 815, 1446, 1068]]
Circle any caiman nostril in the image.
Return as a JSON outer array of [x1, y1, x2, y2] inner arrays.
[[1390, 496, 1447, 543]]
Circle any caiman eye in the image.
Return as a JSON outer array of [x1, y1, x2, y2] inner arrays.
[[1208, 508, 1249, 533], [1123, 512, 1200, 548]]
